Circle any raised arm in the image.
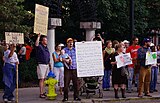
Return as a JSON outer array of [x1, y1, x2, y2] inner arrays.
[[35, 34, 41, 46], [8, 44, 16, 58]]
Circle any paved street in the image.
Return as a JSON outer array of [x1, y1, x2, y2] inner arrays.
[[0, 74, 160, 103]]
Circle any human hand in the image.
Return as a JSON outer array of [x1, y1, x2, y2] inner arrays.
[[38, 33, 41, 37]]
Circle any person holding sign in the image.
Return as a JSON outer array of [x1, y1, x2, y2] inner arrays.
[[2, 43, 19, 102], [62, 38, 81, 102], [137, 38, 152, 98], [35, 34, 52, 98], [126, 37, 140, 93], [111, 44, 127, 98]]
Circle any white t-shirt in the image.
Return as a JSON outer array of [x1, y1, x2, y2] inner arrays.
[[4, 50, 19, 65], [20, 46, 26, 55]]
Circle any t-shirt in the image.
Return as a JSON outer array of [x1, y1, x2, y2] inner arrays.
[[126, 45, 141, 68], [53, 52, 63, 67], [20, 46, 26, 55], [26, 45, 32, 60], [4, 50, 19, 65]]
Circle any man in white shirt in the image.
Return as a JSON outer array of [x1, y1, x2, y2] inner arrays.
[[2, 44, 19, 102]]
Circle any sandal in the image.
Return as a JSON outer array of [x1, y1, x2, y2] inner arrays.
[[39, 94, 46, 98], [138, 94, 143, 98], [144, 94, 152, 97]]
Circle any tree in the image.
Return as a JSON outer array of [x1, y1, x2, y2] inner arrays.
[[0, 0, 34, 39]]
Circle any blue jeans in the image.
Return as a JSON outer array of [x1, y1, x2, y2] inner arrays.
[[127, 68, 134, 91], [3, 63, 16, 100], [103, 69, 111, 89], [150, 66, 158, 91], [3, 83, 16, 100], [135, 73, 139, 90]]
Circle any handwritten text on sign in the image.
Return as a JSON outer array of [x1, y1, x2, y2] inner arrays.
[[115, 53, 132, 68], [34, 4, 49, 35], [75, 41, 104, 77], [5, 32, 24, 44]]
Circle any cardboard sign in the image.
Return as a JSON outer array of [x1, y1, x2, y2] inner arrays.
[[34, 4, 49, 35], [5, 32, 24, 44], [145, 52, 157, 65], [115, 53, 132, 68], [75, 41, 104, 77]]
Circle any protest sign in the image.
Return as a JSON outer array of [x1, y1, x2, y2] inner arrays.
[[145, 52, 157, 65], [75, 41, 104, 77], [34, 4, 49, 35], [5, 32, 24, 44], [115, 53, 132, 68]]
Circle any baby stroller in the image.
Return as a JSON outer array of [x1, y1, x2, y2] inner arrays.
[[80, 77, 103, 98]]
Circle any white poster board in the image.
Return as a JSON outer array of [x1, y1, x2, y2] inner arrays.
[[145, 52, 157, 65], [5, 32, 24, 44], [34, 4, 49, 35], [75, 41, 104, 77], [115, 53, 132, 68]]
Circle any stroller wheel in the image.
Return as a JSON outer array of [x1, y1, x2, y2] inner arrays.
[[86, 93, 90, 99], [99, 92, 103, 98], [80, 87, 83, 96]]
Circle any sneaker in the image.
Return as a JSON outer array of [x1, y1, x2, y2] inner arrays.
[[150, 90, 154, 93], [3, 98, 8, 102], [9, 98, 15, 101], [39, 94, 46, 98], [106, 88, 110, 91], [127, 90, 132, 93], [62, 98, 68, 102], [74, 97, 81, 101], [154, 89, 158, 92]]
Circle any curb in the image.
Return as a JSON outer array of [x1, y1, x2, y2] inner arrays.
[[92, 96, 160, 102]]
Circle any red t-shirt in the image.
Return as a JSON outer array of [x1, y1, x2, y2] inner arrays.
[[26, 45, 32, 60], [126, 45, 141, 68]]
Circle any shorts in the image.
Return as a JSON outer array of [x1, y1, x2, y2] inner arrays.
[[37, 64, 49, 79]]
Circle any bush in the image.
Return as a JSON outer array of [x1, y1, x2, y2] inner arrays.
[[19, 58, 38, 87]]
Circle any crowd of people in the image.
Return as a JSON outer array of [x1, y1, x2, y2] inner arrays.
[[1, 33, 160, 102]]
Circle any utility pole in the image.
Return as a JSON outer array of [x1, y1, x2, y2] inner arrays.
[[130, 0, 134, 38]]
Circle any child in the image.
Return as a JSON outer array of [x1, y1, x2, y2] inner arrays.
[[60, 50, 72, 69]]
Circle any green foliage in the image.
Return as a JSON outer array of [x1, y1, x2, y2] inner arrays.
[[19, 58, 37, 82], [0, 0, 34, 39]]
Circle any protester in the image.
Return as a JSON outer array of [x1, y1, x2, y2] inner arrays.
[[25, 43, 32, 61], [103, 40, 115, 91], [111, 44, 127, 98], [123, 40, 130, 53], [2, 43, 19, 102], [157, 45, 160, 64], [35, 34, 51, 98], [18, 44, 26, 63], [112, 40, 119, 48], [126, 37, 141, 93], [137, 38, 152, 97], [150, 45, 158, 93], [62, 38, 81, 102], [52, 43, 64, 95], [92, 33, 104, 44]]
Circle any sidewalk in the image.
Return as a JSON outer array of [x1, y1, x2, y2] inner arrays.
[[0, 74, 160, 103]]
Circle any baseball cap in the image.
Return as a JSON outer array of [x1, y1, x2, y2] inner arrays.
[[66, 38, 73, 43], [143, 38, 151, 42]]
